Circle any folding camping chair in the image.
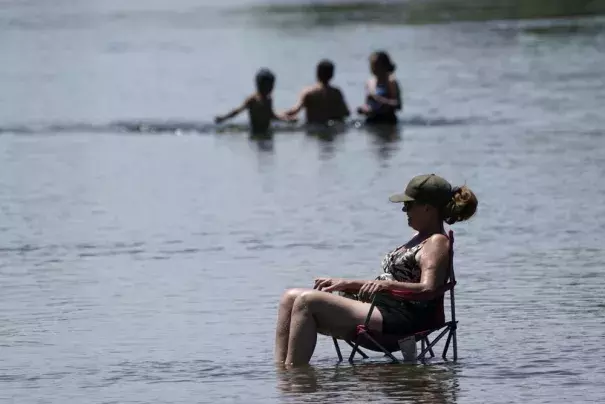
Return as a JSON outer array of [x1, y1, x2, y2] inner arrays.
[[332, 230, 458, 363]]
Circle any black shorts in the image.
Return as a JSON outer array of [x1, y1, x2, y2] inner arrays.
[[374, 295, 434, 335]]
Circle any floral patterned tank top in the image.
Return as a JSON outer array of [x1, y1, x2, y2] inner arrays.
[[375, 240, 437, 311], [376, 241, 425, 283]]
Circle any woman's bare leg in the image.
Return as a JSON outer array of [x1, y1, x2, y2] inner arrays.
[[274, 288, 312, 363], [285, 290, 383, 366]]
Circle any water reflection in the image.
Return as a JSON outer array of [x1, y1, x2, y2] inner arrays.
[[277, 363, 460, 403], [249, 131, 276, 153], [304, 122, 348, 160], [300, 121, 403, 161], [364, 123, 403, 162], [234, 0, 605, 28]]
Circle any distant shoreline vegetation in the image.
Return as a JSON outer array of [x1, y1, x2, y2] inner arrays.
[[228, 0, 605, 26]]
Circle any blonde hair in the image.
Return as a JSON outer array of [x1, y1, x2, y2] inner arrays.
[[443, 185, 478, 225]]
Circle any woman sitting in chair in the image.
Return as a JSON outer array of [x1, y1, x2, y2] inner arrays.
[[274, 174, 478, 366]]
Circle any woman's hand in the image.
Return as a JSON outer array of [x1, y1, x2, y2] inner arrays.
[[313, 278, 351, 293], [357, 105, 370, 115], [366, 92, 379, 101], [358, 280, 389, 301]]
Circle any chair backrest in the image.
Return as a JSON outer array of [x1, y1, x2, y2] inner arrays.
[[430, 229, 456, 326], [448, 230, 457, 325]]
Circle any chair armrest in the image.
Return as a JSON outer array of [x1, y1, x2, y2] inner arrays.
[[384, 281, 456, 301]]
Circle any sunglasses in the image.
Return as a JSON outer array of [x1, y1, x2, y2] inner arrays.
[[401, 201, 415, 212]]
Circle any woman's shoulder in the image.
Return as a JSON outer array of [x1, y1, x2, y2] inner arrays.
[[395, 232, 419, 249], [422, 233, 450, 254], [387, 75, 401, 87]]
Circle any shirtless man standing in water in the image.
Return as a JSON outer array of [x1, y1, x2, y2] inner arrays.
[[284, 59, 350, 125]]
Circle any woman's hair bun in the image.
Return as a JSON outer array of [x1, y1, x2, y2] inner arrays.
[[443, 185, 478, 225]]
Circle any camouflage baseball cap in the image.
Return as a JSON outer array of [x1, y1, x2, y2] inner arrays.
[[389, 174, 453, 207]]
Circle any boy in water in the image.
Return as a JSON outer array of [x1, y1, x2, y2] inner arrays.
[[284, 59, 350, 125], [214, 68, 293, 134]]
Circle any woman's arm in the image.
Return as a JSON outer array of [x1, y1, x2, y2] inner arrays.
[[357, 234, 449, 300], [314, 278, 370, 292], [316, 234, 449, 296], [368, 79, 402, 110], [389, 234, 450, 293]]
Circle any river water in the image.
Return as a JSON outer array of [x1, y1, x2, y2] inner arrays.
[[1, 1, 605, 403]]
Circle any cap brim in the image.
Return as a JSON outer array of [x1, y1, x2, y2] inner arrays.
[[389, 193, 415, 203]]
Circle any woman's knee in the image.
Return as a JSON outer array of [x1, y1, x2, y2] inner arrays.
[[292, 290, 325, 313], [292, 291, 362, 338], [279, 288, 308, 310]]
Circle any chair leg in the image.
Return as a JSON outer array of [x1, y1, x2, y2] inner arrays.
[[345, 340, 368, 359], [453, 328, 458, 361], [338, 323, 458, 363], [361, 333, 400, 363], [423, 336, 435, 358], [443, 327, 453, 359], [416, 327, 450, 361], [420, 337, 435, 359], [348, 340, 362, 362], [333, 337, 343, 362]]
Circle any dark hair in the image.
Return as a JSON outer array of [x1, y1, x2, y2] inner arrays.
[[442, 185, 478, 225], [255, 68, 275, 87], [316, 59, 334, 83], [371, 51, 396, 73]]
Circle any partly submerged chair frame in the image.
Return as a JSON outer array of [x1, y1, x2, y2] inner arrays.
[[333, 230, 458, 364]]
